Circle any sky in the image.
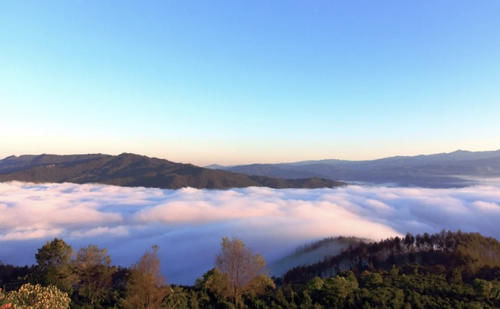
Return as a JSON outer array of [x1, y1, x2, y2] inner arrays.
[[1, 1, 499, 165]]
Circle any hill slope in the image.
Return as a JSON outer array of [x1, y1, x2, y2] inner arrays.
[[0, 153, 344, 189], [270, 237, 368, 277], [283, 231, 500, 284]]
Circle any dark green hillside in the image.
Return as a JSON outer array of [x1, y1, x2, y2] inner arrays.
[[284, 231, 500, 284], [0, 153, 344, 189]]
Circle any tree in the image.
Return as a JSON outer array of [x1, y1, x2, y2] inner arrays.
[[360, 271, 383, 288], [162, 286, 189, 309], [215, 237, 271, 307], [4, 283, 71, 309], [196, 268, 233, 301], [73, 245, 115, 307], [306, 277, 324, 292], [35, 238, 74, 292], [122, 245, 169, 309], [473, 278, 493, 300]]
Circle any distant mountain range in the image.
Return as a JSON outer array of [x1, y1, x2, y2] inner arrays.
[[0, 153, 344, 189], [208, 149, 500, 188]]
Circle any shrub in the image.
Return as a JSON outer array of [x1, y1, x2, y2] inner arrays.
[[5, 283, 70, 309]]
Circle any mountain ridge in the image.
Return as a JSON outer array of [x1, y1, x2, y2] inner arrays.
[[207, 149, 500, 188], [0, 153, 344, 190], [207, 149, 500, 167]]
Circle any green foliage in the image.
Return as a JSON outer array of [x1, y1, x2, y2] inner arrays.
[[245, 274, 276, 297], [306, 277, 324, 292], [34, 238, 74, 293], [196, 268, 233, 301], [35, 239, 72, 268], [72, 245, 115, 308], [162, 286, 189, 308], [360, 271, 383, 288], [284, 230, 500, 284], [455, 233, 500, 271]]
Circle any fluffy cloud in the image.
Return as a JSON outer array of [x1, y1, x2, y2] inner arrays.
[[1, 181, 500, 284]]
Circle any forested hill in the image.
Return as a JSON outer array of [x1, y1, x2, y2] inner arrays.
[[270, 237, 368, 277], [284, 231, 500, 284], [0, 153, 344, 189]]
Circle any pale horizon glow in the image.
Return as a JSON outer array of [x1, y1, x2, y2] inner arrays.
[[1, 145, 500, 167]]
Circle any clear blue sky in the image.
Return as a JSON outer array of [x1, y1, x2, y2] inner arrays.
[[1, 1, 499, 165]]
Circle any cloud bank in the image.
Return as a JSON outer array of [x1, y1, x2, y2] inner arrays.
[[1, 181, 500, 284]]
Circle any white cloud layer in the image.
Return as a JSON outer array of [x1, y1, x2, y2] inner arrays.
[[1, 181, 500, 284]]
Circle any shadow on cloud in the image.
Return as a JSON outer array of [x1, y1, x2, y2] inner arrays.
[[1, 181, 500, 284]]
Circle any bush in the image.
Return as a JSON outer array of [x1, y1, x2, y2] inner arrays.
[[5, 283, 70, 309]]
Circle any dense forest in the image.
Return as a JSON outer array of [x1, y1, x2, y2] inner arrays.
[[2, 231, 500, 308]]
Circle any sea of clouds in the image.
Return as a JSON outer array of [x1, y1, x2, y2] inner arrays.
[[1, 181, 500, 284]]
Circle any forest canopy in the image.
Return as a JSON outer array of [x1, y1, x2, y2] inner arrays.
[[1, 231, 500, 308]]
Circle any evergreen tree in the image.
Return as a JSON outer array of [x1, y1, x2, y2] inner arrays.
[[35, 238, 74, 293]]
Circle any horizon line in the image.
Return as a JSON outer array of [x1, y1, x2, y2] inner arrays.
[[2, 147, 500, 167]]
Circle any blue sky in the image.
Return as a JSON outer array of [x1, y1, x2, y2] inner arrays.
[[1, 1, 499, 165]]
